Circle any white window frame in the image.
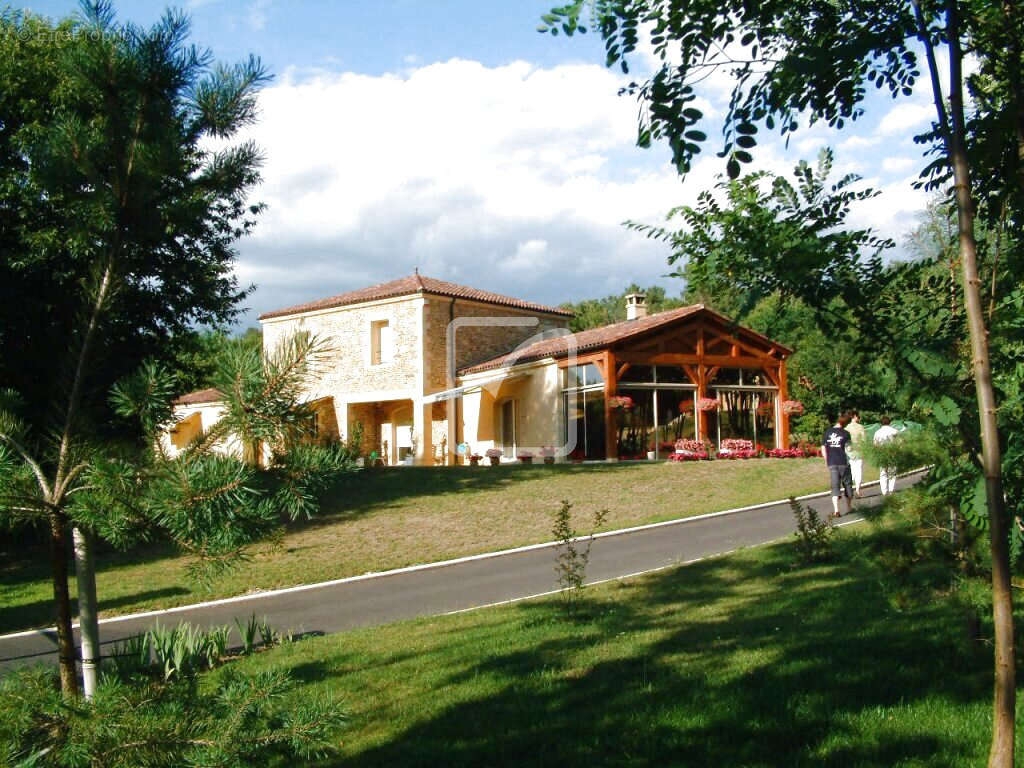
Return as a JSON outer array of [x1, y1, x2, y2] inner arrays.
[[368, 317, 394, 367]]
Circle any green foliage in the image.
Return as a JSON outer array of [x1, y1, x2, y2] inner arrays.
[[109, 617, 279, 681], [0, 665, 346, 767], [552, 499, 608, 611], [540, 1, 926, 177], [789, 497, 834, 564], [0, 4, 268, 436], [559, 283, 687, 331], [92, 337, 359, 581], [629, 149, 892, 320]]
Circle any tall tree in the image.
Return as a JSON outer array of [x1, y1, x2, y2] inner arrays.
[[0, 2, 267, 696], [543, 1, 1020, 762]]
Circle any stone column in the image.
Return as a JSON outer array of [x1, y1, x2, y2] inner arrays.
[[334, 400, 349, 443], [413, 399, 434, 465]]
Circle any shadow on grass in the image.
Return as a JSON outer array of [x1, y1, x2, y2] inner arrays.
[[297, 537, 999, 767], [300, 463, 655, 529]]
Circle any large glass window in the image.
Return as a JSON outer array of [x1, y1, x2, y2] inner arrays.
[[565, 363, 603, 388], [620, 365, 655, 383], [655, 390, 696, 453], [712, 389, 777, 448], [615, 388, 653, 459], [564, 390, 606, 460]]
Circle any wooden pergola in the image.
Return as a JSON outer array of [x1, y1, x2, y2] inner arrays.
[[555, 307, 793, 457]]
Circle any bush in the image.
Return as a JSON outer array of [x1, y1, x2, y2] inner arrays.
[[553, 500, 608, 613], [0, 666, 346, 767], [790, 497, 835, 564]]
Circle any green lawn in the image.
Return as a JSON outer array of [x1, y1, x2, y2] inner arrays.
[[219, 522, 1024, 767], [1, 458, 874, 633]]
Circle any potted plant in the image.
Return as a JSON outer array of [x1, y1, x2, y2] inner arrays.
[[518, 451, 534, 464], [468, 453, 483, 466], [540, 446, 556, 464], [781, 399, 805, 416], [696, 397, 720, 412], [485, 448, 502, 466]]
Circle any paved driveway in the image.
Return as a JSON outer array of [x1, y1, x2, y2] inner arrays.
[[0, 472, 921, 672]]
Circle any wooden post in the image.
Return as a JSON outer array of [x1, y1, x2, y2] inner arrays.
[[696, 326, 707, 444], [778, 359, 790, 449], [604, 349, 618, 461]]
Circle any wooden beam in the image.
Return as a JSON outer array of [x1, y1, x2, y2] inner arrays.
[[617, 352, 778, 368], [604, 349, 618, 461], [617, 362, 632, 380], [778, 358, 790, 449], [556, 351, 606, 369], [761, 365, 781, 388]]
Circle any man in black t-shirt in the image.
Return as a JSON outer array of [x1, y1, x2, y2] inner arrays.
[[822, 415, 854, 518]]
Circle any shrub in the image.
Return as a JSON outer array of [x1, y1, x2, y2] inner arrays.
[[0, 666, 346, 767], [552, 500, 608, 613], [790, 497, 835, 564]]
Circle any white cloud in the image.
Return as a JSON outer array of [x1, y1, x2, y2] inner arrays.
[[881, 156, 915, 174], [227, 56, 931, 322], [878, 102, 934, 136]]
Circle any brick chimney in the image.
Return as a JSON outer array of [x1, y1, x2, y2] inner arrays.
[[625, 292, 648, 320]]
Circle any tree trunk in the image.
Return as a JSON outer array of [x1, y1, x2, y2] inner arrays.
[[944, 7, 1016, 766], [72, 526, 100, 699], [49, 511, 78, 697]]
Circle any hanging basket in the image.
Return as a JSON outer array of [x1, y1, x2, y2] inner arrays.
[[678, 399, 695, 414], [781, 400, 805, 416], [608, 395, 634, 411], [696, 397, 720, 412]]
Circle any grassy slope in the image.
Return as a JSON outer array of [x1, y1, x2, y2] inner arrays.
[[223, 524, 1023, 768], [1, 458, 875, 633]]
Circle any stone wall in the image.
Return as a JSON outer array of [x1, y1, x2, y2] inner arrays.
[[262, 296, 423, 400], [422, 297, 567, 394]]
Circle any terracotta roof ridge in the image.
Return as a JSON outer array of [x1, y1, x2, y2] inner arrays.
[[172, 387, 223, 405], [259, 273, 573, 320]]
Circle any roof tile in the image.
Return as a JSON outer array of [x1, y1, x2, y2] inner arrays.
[[259, 274, 573, 320], [172, 387, 223, 406]]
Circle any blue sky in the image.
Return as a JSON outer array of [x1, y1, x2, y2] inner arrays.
[[20, 1, 938, 325]]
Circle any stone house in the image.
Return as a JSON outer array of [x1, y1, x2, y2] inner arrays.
[[168, 273, 794, 464]]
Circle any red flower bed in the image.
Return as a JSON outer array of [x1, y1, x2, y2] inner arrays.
[[715, 449, 760, 459], [669, 451, 709, 461], [765, 447, 804, 458]]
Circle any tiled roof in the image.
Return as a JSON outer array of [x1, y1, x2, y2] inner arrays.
[[458, 305, 705, 375], [172, 387, 223, 406], [258, 274, 574, 320]]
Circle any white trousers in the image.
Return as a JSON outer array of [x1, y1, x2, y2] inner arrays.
[[879, 467, 897, 495], [849, 458, 863, 490]]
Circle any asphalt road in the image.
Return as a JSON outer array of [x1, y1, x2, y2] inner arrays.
[[0, 471, 922, 672]]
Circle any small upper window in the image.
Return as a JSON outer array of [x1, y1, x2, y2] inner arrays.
[[371, 320, 393, 365]]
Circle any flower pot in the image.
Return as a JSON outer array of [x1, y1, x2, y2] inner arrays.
[[646, 451, 656, 461], [488, 457, 500, 466], [519, 456, 533, 464], [469, 458, 480, 466], [543, 456, 555, 465]]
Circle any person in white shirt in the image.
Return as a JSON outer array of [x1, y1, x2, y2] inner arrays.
[[873, 416, 900, 495], [845, 410, 867, 498]]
